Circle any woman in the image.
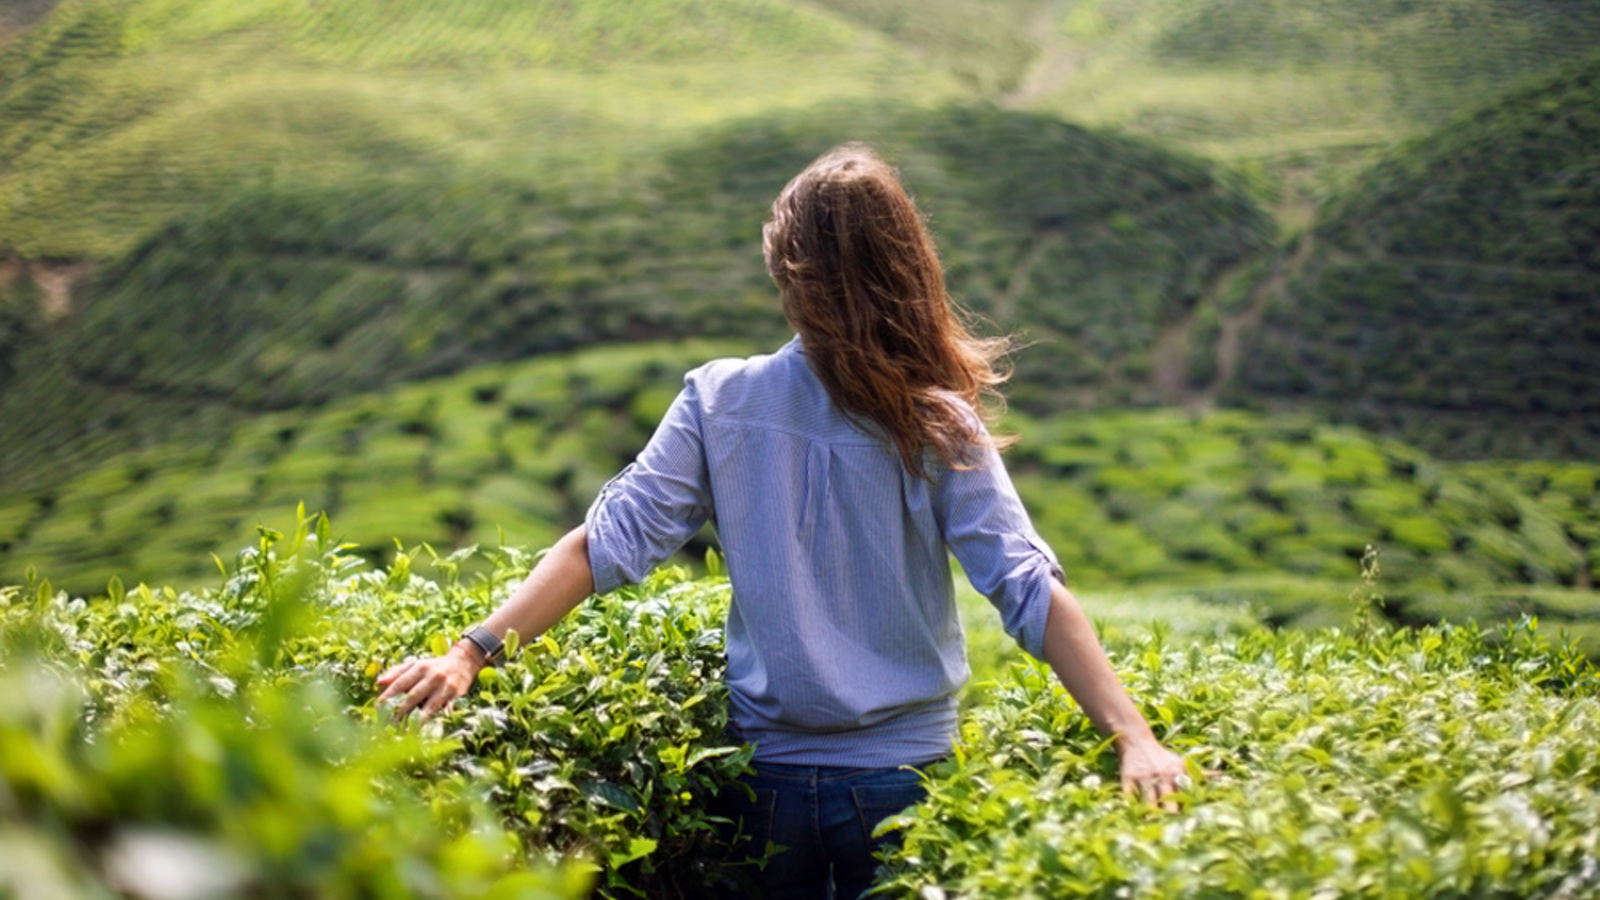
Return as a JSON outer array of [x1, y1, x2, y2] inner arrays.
[[377, 145, 1187, 898]]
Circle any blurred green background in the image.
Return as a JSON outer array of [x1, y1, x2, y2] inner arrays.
[[1, 0, 1597, 647]]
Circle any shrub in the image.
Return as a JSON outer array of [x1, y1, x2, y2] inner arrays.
[[878, 622, 1600, 899], [1, 510, 753, 897], [4, 511, 1599, 898]]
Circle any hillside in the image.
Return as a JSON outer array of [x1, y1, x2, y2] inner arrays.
[[2, 0, 1599, 651], [1231, 54, 1600, 458], [6, 0, 1598, 480], [0, 340, 750, 592], [12, 0, 1594, 260], [4, 340, 1597, 654], [1012, 0, 1600, 214], [0, 0, 968, 412], [807, 0, 1044, 95], [0, 0, 954, 261], [0, 102, 1273, 492]]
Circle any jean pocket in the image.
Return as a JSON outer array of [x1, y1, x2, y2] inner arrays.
[[714, 784, 778, 862], [851, 781, 927, 847]]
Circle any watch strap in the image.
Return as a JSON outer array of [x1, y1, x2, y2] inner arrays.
[[460, 625, 505, 665]]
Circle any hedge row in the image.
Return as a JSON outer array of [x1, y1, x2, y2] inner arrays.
[[4, 345, 1599, 641], [2, 511, 754, 897], [5, 511, 1598, 898], [881, 621, 1600, 898]]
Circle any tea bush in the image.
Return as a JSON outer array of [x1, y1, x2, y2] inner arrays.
[[879, 622, 1600, 899], [7, 351, 1600, 645], [2, 510, 754, 897], [0, 661, 589, 900], [5, 510, 1599, 898]]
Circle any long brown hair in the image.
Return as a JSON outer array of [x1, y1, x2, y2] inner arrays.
[[762, 144, 1013, 478]]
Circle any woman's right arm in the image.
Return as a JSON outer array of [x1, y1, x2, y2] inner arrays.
[[375, 374, 713, 722], [374, 524, 595, 721]]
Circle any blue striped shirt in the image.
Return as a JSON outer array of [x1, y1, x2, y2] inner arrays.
[[585, 338, 1064, 766]]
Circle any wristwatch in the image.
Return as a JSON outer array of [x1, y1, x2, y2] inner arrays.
[[458, 625, 506, 666]]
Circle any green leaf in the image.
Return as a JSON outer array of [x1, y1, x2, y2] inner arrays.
[[608, 837, 658, 868], [428, 634, 451, 658], [581, 780, 641, 815]]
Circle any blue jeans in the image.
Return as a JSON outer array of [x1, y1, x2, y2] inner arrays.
[[713, 760, 930, 900]]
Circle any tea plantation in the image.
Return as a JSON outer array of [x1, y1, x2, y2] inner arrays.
[[4, 340, 1599, 652], [7, 0, 1600, 504], [1234, 53, 1600, 458], [4, 511, 1597, 898], [0, 100, 1272, 494], [998, 0, 1600, 208], [4, 2, 1600, 893], [0, 0, 947, 261]]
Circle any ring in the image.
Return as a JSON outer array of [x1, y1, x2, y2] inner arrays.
[[1175, 774, 1192, 790]]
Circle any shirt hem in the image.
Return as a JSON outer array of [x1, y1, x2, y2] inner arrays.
[[735, 699, 959, 768]]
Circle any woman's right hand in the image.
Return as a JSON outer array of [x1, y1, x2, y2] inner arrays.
[[374, 642, 484, 722]]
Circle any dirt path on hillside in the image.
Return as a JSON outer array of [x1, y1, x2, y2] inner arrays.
[[0, 255, 92, 321], [1148, 234, 1318, 410], [1200, 235, 1316, 406], [1001, 1, 1081, 108]]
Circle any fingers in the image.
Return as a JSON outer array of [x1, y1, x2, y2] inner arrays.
[[392, 669, 451, 721], [376, 659, 466, 723], [1121, 769, 1181, 794], [1137, 774, 1175, 803], [416, 688, 457, 722], [375, 655, 418, 687], [1122, 767, 1190, 810], [375, 659, 424, 707]]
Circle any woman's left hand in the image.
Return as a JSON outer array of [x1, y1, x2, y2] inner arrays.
[[375, 643, 483, 722], [1117, 736, 1191, 808]]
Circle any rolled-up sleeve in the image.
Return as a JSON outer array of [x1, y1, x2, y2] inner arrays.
[[933, 445, 1065, 660], [584, 376, 713, 594]]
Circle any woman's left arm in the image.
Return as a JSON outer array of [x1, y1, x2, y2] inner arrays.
[[1039, 580, 1188, 804]]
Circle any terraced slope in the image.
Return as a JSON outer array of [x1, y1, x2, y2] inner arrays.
[[808, 0, 1044, 95], [1013, 0, 1600, 214], [1232, 55, 1600, 458], [4, 340, 1596, 644], [0, 0, 951, 260], [0, 102, 1273, 491], [0, 340, 751, 593], [1007, 410, 1594, 593]]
